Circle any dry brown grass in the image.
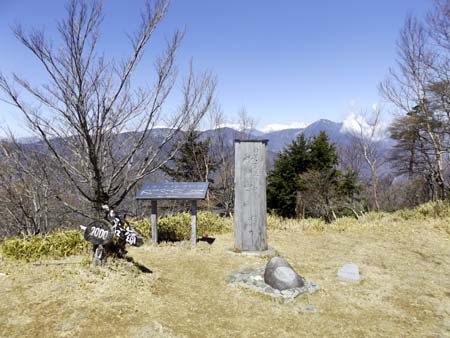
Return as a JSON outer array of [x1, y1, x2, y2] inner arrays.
[[0, 213, 449, 338]]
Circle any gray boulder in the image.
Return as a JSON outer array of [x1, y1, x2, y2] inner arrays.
[[264, 257, 304, 290]]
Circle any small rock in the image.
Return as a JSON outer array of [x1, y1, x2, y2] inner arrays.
[[337, 263, 360, 282], [240, 267, 255, 274], [280, 289, 292, 296], [305, 280, 320, 293], [299, 304, 317, 313], [264, 257, 304, 291], [0, 272, 6, 277], [255, 281, 266, 288], [224, 275, 236, 283], [235, 274, 247, 282]]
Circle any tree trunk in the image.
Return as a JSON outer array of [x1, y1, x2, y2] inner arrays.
[[371, 166, 380, 211], [296, 191, 304, 220]]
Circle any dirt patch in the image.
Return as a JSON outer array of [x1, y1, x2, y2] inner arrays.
[[0, 217, 449, 337]]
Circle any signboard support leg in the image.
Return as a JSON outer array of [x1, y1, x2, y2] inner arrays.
[[191, 200, 197, 246], [151, 200, 158, 244]]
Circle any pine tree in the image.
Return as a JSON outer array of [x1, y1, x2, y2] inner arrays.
[[267, 134, 309, 217], [268, 131, 360, 219], [163, 131, 217, 183], [308, 131, 338, 170]]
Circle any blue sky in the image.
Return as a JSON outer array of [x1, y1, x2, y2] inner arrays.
[[0, 0, 431, 135]]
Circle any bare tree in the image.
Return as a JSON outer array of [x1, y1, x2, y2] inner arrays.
[[427, 0, 450, 82], [211, 107, 258, 216], [337, 142, 365, 175], [349, 107, 385, 211], [388, 108, 444, 201], [237, 107, 256, 140], [0, 137, 67, 236], [0, 0, 216, 219], [380, 1, 450, 200], [207, 104, 235, 215]]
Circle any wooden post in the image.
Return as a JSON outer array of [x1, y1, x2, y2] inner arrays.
[[234, 140, 268, 251], [191, 200, 197, 246], [151, 200, 158, 244]]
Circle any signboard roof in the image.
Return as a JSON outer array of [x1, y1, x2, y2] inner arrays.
[[136, 182, 209, 200]]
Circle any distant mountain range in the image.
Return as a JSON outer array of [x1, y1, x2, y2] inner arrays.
[[15, 118, 393, 164], [16, 118, 390, 152], [202, 118, 394, 174], [11, 118, 394, 178], [262, 119, 349, 152], [203, 119, 359, 153]]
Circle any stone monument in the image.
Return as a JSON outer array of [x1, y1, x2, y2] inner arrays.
[[234, 139, 268, 252]]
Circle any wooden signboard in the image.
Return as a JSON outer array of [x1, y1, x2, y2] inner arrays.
[[136, 182, 209, 246], [136, 182, 209, 200]]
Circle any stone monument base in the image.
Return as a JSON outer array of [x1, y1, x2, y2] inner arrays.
[[225, 266, 320, 303], [225, 247, 277, 257]]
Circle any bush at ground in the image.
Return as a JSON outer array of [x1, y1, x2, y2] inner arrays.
[[131, 211, 232, 242], [2, 201, 449, 262], [0, 230, 89, 261], [395, 200, 450, 220]]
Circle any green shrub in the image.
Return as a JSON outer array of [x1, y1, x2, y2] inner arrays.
[[394, 200, 450, 220], [0, 230, 89, 261], [267, 214, 301, 230], [394, 208, 419, 221], [327, 216, 359, 231], [131, 211, 232, 242], [301, 218, 328, 232], [414, 200, 450, 218]]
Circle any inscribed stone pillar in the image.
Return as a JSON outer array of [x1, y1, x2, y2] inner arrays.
[[234, 139, 268, 251]]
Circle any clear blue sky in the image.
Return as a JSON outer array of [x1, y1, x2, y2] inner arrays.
[[0, 0, 431, 135]]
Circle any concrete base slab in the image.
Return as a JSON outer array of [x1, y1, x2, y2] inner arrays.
[[225, 247, 277, 257]]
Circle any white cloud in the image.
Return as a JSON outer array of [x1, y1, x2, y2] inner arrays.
[[207, 121, 309, 133], [259, 122, 308, 133], [341, 113, 386, 141], [214, 122, 242, 130]]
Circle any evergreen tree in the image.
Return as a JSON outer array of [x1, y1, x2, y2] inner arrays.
[[268, 131, 360, 219], [308, 131, 338, 170], [297, 167, 361, 221], [338, 169, 361, 198], [389, 102, 447, 201], [163, 131, 217, 183], [267, 134, 309, 217]]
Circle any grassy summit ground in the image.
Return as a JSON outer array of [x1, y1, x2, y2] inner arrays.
[[0, 209, 449, 337]]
